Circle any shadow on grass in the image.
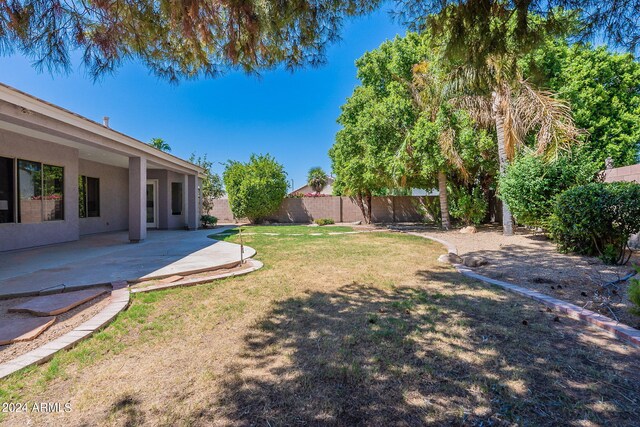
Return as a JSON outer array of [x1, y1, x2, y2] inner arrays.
[[191, 279, 640, 425]]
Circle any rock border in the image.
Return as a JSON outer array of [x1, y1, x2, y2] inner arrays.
[[403, 231, 640, 348], [0, 281, 130, 379]]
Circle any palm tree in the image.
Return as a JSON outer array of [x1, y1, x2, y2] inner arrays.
[[401, 61, 471, 230], [307, 167, 329, 194], [454, 56, 581, 235], [149, 137, 172, 152]]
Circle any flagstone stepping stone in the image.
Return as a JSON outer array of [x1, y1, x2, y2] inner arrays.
[[0, 316, 56, 345], [9, 288, 109, 317], [159, 275, 183, 284]]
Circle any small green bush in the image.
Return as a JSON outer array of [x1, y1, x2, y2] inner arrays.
[[499, 152, 598, 228], [550, 182, 640, 264], [223, 154, 288, 223], [314, 218, 335, 226], [629, 271, 640, 315], [200, 214, 218, 227], [449, 186, 487, 226], [414, 197, 441, 225]]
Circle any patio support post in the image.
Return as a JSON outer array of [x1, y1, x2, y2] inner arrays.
[[186, 174, 198, 230], [129, 156, 147, 242]]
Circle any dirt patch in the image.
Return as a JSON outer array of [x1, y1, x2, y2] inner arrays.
[[400, 224, 640, 329], [0, 286, 111, 364]]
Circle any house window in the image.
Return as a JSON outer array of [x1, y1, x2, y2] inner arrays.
[[43, 165, 64, 220], [79, 176, 100, 218], [0, 156, 14, 223], [171, 182, 183, 215], [17, 159, 64, 223], [18, 160, 42, 224]]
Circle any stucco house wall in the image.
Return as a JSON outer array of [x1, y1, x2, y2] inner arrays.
[[147, 169, 188, 229], [78, 158, 129, 235], [0, 129, 80, 251], [0, 83, 205, 251]]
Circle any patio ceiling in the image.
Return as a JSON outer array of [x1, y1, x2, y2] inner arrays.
[[0, 83, 204, 176]]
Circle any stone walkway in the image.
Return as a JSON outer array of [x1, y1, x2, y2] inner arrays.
[[0, 281, 130, 378]]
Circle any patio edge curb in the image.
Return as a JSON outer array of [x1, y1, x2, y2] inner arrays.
[[130, 259, 264, 293], [402, 231, 640, 348], [0, 282, 130, 379]]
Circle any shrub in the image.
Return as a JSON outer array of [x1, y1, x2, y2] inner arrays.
[[200, 214, 218, 227], [499, 152, 598, 228], [449, 186, 487, 226], [223, 154, 288, 223], [629, 271, 640, 315], [314, 218, 335, 226], [550, 182, 640, 264], [414, 196, 441, 225]]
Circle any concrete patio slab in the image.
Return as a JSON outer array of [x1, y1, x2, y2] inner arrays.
[[0, 228, 255, 298], [8, 288, 109, 316], [0, 316, 56, 345]]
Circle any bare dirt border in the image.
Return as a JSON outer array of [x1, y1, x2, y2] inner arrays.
[[403, 231, 640, 348]]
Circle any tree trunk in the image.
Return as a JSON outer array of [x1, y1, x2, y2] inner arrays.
[[364, 192, 372, 224], [437, 170, 451, 230], [493, 91, 514, 236], [355, 192, 372, 224]]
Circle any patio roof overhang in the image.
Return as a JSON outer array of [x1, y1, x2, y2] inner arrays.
[[0, 83, 205, 178]]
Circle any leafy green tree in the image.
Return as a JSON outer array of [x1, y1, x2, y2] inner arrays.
[[499, 149, 599, 228], [189, 153, 224, 214], [525, 41, 640, 167], [307, 167, 329, 193], [402, 56, 496, 229], [440, 8, 581, 235], [330, 87, 394, 223], [331, 32, 495, 226], [223, 154, 287, 223], [149, 137, 171, 152]]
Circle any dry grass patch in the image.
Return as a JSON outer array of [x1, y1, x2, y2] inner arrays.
[[0, 228, 638, 426]]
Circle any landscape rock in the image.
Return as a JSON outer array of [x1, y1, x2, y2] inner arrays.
[[352, 221, 362, 225], [459, 226, 478, 234], [438, 253, 464, 264], [462, 256, 488, 267]]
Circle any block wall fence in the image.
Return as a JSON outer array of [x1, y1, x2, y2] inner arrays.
[[208, 196, 437, 224], [602, 164, 640, 184]]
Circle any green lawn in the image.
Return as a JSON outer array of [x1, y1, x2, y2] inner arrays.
[[1, 226, 638, 426], [211, 224, 356, 238]]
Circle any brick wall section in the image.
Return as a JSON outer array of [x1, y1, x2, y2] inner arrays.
[[209, 199, 235, 222], [209, 196, 436, 223], [603, 164, 640, 183]]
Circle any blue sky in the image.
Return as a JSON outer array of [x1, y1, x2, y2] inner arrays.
[[0, 7, 405, 191]]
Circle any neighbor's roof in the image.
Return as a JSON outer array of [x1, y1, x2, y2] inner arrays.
[[289, 176, 335, 194], [0, 82, 205, 175]]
